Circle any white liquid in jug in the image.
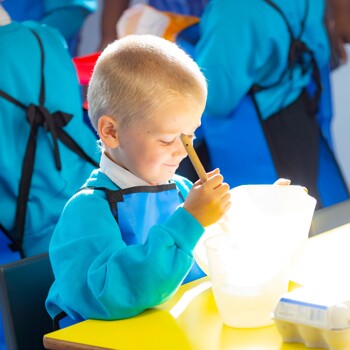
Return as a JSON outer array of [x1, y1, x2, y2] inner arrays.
[[213, 276, 289, 328]]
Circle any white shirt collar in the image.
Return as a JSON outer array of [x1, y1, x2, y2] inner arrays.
[[100, 152, 151, 189]]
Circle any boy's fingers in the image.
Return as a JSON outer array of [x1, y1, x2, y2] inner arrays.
[[207, 176, 228, 192], [215, 182, 230, 195], [206, 168, 220, 178], [193, 169, 226, 190], [274, 178, 291, 186]]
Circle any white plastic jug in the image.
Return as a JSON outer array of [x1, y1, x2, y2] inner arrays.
[[224, 185, 316, 257], [204, 185, 316, 328]]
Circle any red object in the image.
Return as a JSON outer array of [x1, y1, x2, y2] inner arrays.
[[83, 100, 89, 110], [72, 52, 101, 86]]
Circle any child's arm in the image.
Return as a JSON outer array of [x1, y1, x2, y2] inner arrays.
[[46, 189, 206, 321]]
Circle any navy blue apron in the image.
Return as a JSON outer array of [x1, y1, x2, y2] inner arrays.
[[54, 182, 205, 329]]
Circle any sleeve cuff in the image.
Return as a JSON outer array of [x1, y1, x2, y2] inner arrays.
[[163, 206, 204, 255]]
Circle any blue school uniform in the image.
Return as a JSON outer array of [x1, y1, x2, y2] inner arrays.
[[46, 166, 205, 325], [195, 0, 349, 208], [0, 21, 99, 260]]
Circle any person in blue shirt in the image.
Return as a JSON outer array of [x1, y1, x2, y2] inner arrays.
[[2, 0, 97, 54], [194, 0, 350, 208], [0, 4, 99, 348], [0, 9, 99, 262], [46, 35, 231, 327]]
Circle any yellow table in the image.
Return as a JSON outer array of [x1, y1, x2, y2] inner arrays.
[[44, 223, 350, 350]]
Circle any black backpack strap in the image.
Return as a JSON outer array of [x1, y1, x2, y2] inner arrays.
[[0, 96, 26, 255], [262, 0, 309, 45], [0, 90, 27, 110], [13, 30, 49, 255], [32, 30, 46, 107], [263, 0, 296, 38], [0, 223, 21, 254], [54, 114, 99, 168], [28, 30, 98, 168], [251, 0, 321, 108]]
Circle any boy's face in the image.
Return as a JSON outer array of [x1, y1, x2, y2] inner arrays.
[[108, 98, 204, 185]]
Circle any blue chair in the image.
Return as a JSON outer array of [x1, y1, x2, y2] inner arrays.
[[0, 253, 54, 350]]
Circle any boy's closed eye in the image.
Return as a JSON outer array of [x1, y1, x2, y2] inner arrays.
[[159, 138, 177, 146], [159, 134, 196, 146]]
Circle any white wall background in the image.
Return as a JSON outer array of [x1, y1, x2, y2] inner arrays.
[[78, 8, 350, 189], [331, 46, 350, 189]]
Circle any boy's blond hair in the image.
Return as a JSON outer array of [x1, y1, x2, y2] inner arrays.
[[87, 34, 207, 131]]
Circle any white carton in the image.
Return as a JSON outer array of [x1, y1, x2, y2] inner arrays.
[[273, 287, 350, 350]]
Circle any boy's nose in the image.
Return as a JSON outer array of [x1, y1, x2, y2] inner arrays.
[[174, 137, 188, 158]]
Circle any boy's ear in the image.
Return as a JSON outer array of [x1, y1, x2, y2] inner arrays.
[[98, 115, 120, 148]]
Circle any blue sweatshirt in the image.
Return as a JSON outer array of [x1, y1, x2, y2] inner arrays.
[[196, 0, 330, 120], [46, 170, 205, 320], [0, 21, 99, 257]]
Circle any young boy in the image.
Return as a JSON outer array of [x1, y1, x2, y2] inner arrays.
[[46, 34, 231, 327]]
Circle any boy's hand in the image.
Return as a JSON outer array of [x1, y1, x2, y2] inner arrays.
[[183, 169, 231, 227], [274, 178, 307, 192], [274, 178, 291, 186]]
